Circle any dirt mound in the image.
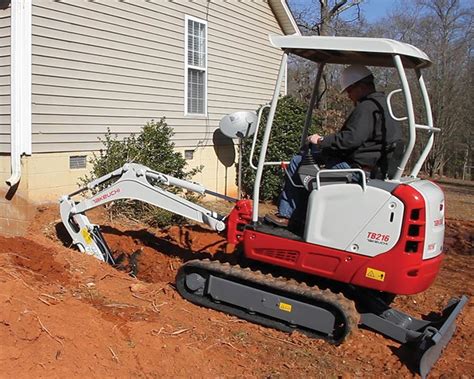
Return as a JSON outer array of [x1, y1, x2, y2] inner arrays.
[[0, 195, 472, 378], [0, 236, 72, 283]]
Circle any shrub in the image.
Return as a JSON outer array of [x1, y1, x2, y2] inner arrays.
[[240, 95, 320, 201], [82, 118, 201, 226]]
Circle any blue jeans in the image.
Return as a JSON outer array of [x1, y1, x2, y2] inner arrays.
[[278, 152, 351, 219]]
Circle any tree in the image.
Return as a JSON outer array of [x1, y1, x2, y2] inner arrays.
[[369, 0, 473, 177], [289, 0, 364, 36], [287, 0, 473, 179], [287, 1, 367, 132]]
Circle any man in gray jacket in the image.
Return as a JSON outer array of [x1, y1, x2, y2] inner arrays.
[[266, 65, 402, 227]]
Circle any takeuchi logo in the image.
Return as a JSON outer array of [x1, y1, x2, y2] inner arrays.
[[92, 188, 121, 204]]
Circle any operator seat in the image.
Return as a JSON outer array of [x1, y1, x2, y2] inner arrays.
[[296, 153, 352, 192], [371, 140, 405, 180]]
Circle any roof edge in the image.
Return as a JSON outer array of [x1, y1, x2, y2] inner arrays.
[[268, 0, 301, 36]]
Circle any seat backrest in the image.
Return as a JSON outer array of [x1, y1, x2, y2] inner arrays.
[[386, 140, 405, 179], [372, 140, 405, 180]]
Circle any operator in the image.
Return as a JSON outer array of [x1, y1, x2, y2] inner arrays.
[[266, 65, 402, 227]]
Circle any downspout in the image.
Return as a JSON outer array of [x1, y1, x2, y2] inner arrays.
[[7, 0, 32, 187]]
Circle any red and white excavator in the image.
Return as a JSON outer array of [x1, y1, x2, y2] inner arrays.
[[60, 35, 467, 378]]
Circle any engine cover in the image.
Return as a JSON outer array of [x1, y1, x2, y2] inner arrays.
[[304, 183, 404, 256]]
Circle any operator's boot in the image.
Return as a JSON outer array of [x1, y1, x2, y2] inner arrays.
[[264, 213, 289, 227]]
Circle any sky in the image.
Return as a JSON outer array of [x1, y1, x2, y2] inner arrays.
[[287, 0, 400, 24], [361, 0, 398, 23], [288, 0, 472, 24]]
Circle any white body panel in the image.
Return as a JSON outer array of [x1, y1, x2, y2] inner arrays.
[[304, 184, 404, 256], [409, 180, 445, 259]]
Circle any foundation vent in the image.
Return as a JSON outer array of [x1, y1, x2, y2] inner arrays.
[[69, 155, 87, 169]]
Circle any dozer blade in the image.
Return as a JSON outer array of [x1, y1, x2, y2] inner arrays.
[[417, 295, 468, 379], [360, 294, 468, 378]]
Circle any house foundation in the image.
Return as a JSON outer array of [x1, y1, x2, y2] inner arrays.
[[0, 144, 239, 236]]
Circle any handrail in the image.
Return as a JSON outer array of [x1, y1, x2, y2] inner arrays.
[[249, 104, 291, 169], [411, 69, 436, 177], [386, 71, 438, 179], [386, 89, 407, 121], [252, 53, 288, 223], [415, 124, 440, 132], [249, 104, 270, 170], [315, 169, 367, 191]]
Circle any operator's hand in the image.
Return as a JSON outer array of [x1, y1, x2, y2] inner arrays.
[[307, 134, 323, 144]]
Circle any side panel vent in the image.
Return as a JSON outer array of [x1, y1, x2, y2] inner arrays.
[[254, 249, 299, 264]]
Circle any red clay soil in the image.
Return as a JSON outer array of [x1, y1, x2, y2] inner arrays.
[[0, 193, 472, 378]]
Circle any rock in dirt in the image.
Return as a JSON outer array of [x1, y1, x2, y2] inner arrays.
[[130, 283, 148, 293]]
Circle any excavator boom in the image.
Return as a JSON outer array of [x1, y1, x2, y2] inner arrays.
[[60, 163, 226, 262]]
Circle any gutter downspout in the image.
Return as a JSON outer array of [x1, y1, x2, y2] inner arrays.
[[7, 0, 32, 187]]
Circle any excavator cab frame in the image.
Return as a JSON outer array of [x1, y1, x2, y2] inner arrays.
[[249, 34, 440, 224]]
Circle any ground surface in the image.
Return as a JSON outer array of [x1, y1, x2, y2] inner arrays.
[[0, 179, 472, 378]]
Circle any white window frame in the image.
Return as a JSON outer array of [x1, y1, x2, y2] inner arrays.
[[184, 15, 208, 117]]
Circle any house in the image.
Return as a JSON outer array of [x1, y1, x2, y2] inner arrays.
[[0, 0, 299, 235]]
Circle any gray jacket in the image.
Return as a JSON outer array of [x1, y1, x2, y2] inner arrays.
[[319, 92, 402, 168]]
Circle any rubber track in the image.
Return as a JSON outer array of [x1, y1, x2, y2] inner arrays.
[[176, 259, 360, 344]]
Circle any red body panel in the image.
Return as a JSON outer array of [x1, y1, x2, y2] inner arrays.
[[226, 200, 253, 245], [227, 185, 444, 295]]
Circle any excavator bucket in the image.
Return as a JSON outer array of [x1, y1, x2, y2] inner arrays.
[[416, 296, 468, 379]]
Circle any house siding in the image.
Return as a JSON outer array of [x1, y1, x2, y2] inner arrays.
[[0, 6, 10, 154], [31, 0, 286, 153]]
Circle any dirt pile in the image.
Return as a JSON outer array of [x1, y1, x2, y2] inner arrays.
[[0, 192, 472, 378]]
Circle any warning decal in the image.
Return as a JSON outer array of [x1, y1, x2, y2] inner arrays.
[[81, 228, 93, 245], [278, 302, 292, 312], [365, 267, 386, 282]]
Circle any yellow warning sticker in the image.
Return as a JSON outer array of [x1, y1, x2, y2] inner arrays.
[[365, 267, 386, 282], [279, 302, 292, 312], [81, 228, 93, 245]]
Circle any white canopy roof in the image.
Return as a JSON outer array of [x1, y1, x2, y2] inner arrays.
[[270, 35, 431, 69]]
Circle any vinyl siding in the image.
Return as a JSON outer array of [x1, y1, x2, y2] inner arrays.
[[31, 0, 285, 153], [0, 7, 10, 154]]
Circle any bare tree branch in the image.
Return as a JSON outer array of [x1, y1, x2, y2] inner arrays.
[[328, 0, 349, 19]]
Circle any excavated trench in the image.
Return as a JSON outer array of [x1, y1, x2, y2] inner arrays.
[[101, 224, 229, 284]]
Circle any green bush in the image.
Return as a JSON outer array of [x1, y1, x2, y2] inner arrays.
[[240, 95, 320, 201], [82, 118, 201, 226]]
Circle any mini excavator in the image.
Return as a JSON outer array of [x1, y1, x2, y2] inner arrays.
[[60, 35, 467, 378]]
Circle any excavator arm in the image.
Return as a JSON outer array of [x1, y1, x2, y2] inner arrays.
[[60, 163, 227, 262]]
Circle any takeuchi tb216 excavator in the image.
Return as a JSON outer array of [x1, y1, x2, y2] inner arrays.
[[60, 35, 467, 378]]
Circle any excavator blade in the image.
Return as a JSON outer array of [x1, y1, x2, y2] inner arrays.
[[360, 294, 468, 378], [417, 295, 468, 379]]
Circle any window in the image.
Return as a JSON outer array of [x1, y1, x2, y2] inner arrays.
[[185, 16, 207, 116]]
